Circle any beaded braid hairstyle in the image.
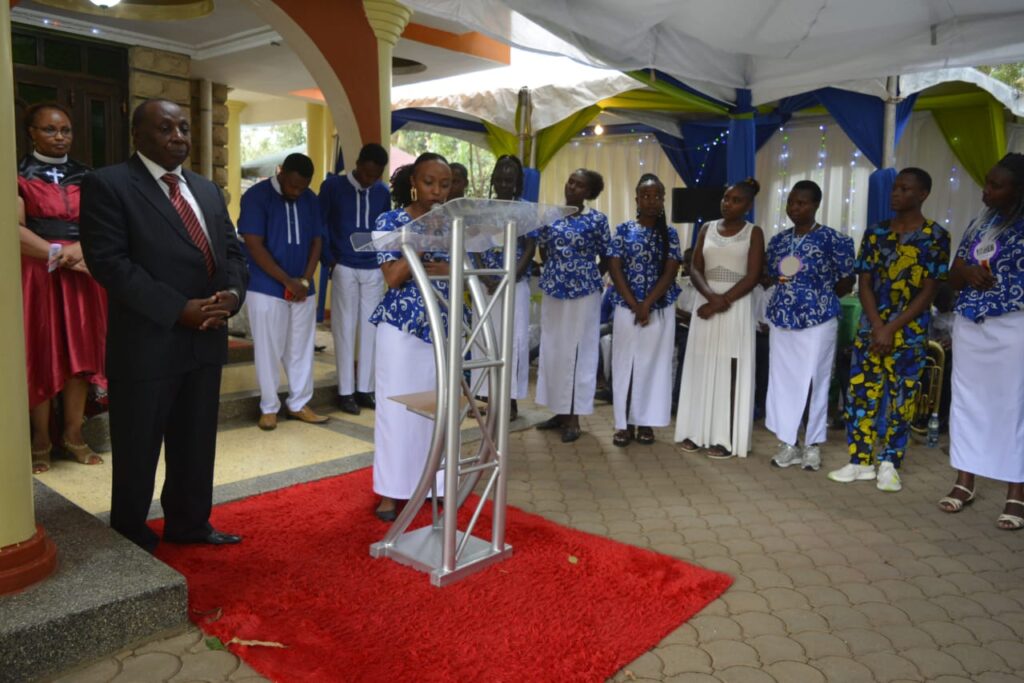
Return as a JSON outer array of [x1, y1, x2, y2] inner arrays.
[[729, 176, 761, 203], [489, 154, 525, 200], [982, 153, 1024, 231], [636, 173, 671, 269]]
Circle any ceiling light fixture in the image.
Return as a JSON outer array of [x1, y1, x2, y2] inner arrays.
[[89, 0, 122, 6], [593, 124, 605, 136]]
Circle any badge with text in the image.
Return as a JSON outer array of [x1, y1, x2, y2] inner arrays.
[[973, 240, 998, 270], [779, 255, 802, 281]]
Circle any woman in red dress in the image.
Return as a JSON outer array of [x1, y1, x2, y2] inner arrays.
[[17, 103, 108, 473]]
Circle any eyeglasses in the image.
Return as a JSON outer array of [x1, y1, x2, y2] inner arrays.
[[31, 126, 73, 138]]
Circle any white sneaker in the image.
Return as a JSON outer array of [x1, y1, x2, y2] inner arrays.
[[801, 445, 821, 471], [771, 443, 802, 468], [876, 462, 902, 492], [828, 463, 876, 483]]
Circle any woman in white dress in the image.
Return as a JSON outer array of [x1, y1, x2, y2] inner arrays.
[[369, 153, 453, 521], [674, 178, 765, 458], [939, 154, 1024, 530]]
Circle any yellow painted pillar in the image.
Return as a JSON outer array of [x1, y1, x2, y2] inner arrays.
[[0, 0, 57, 592], [306, 102, 329, 192], [226, 100, 247, 224], [363, 0, 411, 150]]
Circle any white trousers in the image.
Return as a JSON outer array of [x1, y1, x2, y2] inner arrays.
[[373, 323, 443, 499], [765, 318, 838, 447], [472, 279, 532, 400], [331, 264, 384, 395], [612, 306, 675, 430], [246, 291, 317, 415], [536, 292, 601, 415]]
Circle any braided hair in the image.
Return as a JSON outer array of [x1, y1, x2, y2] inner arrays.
[[637, 173, 670, 270], [729, 176, 761, 201], [489, 154, 525, 199]]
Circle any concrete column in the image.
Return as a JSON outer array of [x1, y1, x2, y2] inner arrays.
[[199, 79, 214, 178], [226, 100, 247, 223], [883, 75, 899, 170], [306, 102, 329, 192], [0, 0, 58, 594], [363, 0, 412, 150]]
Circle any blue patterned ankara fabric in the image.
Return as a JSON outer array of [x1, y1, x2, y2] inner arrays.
[[536, 208, 611, 299], [854, 220, 950, 348], [369, 208, 454, 344], [765, 225, 855, 329], [954, 215, 1024, 323], [606, 220, 682, 311]]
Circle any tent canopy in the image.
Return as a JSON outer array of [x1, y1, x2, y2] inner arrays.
[[399, 0, 1024, 106]]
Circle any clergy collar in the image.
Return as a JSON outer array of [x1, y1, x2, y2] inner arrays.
[[33, 150, 68, 164]]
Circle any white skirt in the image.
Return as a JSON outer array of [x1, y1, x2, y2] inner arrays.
[[611, 305, 675, 430], [950, 310, 1024, 483], [536, 292, 601, 415], [373, 323, 443, 499], [472, 278, 531, 400], [674, 287, 755, 455], [765, 318, 838, 447]]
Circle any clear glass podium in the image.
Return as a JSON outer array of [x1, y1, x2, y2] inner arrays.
[[354, 197, 574, 586]]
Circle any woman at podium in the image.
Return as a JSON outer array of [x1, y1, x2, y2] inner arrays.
[[369, 153, 453, 521]]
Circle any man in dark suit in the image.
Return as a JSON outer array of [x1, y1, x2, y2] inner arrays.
[[80, 98, 248, 552]]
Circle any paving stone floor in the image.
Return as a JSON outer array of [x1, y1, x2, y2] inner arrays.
[[47, 401, 1024, 683]]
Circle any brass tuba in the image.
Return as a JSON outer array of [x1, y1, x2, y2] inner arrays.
[[910, 340, 947, 435]]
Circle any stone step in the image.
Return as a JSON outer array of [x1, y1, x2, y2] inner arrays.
[[0, 482, 188, 683]]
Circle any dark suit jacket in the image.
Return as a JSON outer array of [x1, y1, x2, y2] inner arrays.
[[80, 154, 248, 381]]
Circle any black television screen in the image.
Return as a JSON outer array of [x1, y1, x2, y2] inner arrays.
[[671, 187, 724, 223]]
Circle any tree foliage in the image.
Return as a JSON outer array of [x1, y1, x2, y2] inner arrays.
[[391, 130, 498, 197], [240, 121, 307, 164], [976, 62, 1024, 88]]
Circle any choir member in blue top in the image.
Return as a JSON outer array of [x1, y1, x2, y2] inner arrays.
[[607, 174, 682, 447], [320, 143, 390, 416], [474, 155, 534, 420], [369, 153, 452, 521], [941, 154, 1024, 530], [239, 153, 327, 431], [764, 180, 855, 471], [534, 168, 611, 443]]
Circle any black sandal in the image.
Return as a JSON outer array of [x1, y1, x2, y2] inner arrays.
[[636, 427, 655, 445], [536, 415, 562, 431], [613, 428, 634, 447]]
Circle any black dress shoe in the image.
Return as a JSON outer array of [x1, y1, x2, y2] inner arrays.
[[561, 426, 582, 443], [536, 415, 562, 430], [354, 391, 376, 409], [375, 508, 397, 522], [165, 530, 242, 545], [338, 394, 361, 415]]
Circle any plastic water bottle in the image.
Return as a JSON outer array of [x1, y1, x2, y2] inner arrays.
[[927, 412, 940, 448]]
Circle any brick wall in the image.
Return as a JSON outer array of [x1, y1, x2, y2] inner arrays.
[[190, 81, 230, 189]]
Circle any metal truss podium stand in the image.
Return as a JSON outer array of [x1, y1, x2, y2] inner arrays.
[[356, 198, 572, 586]]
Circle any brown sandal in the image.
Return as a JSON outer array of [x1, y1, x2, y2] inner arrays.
[[613, 428, 634, 447], [31, 446, 52, 474], [636, 427, 655, 445], [62, 438, 103, 465]]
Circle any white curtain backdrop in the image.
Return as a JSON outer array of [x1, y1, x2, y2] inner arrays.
[[538, 134, 686, 230], [538, 112, 1023, 253]]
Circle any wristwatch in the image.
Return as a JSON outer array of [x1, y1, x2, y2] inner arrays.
[[299, 278, 310, 288]]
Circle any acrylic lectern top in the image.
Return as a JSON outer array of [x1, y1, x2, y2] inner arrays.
[[352, 197, 575, 254]]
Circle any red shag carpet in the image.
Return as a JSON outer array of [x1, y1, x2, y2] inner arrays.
[[154, 467, 732, 683]]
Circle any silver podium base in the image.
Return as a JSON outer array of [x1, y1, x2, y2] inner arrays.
[[370, 525, 513, 587]]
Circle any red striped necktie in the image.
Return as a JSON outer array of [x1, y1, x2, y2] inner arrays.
[[162, 173, 215, 277]]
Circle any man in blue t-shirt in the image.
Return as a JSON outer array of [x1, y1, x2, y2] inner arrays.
[[320, 143, 390, 415], [239, 153, 328, 430]]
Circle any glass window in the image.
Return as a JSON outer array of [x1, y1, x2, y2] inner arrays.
[[18, 83, 58, 104], [12, 33, 37, 65], [87, 47, 125, 79], [90, 99, 108, 168], [43, 39, 83, 73]]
